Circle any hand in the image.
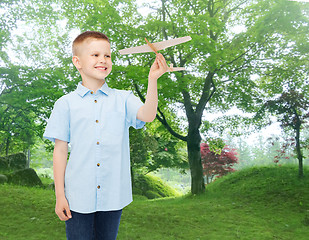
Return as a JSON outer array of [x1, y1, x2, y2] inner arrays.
[[55, 196, 72, 221], [149, 53, 169, 81]]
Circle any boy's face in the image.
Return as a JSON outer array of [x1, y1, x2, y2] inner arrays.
[[73, 38, 112, 83]]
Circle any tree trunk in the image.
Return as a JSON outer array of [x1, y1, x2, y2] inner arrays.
[[27, 149, 31, 168], [5, 136, 10, 156], [187, 127, 205, 194], [295, 124, 303, 178]]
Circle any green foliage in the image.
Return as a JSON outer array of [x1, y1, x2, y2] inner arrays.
[[207, 137, 225, 155], [152, 168, 191, 194], [130, 127, 187, 175], [257, 90, 309, 177], [2, 152, 27, 170], [6, 168, 43, 187], [144, 190, 162, 199], [29, 139, 53, 170], [262, 91, 309, 130], [0, 64, 74, 155], [133, 174, 180, 199], [2, 0, 309, 193]]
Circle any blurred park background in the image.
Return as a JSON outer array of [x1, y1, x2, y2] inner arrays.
[[0, 0, 309, 239]]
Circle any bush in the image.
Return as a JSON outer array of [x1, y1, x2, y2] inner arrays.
[[0, 174, 8, 184], [0, 157, 8, 170], [8, 153, 27, 170], [0, 153, 27, 171], [133, 174, 180, 199], [7, 168, 43, 187]]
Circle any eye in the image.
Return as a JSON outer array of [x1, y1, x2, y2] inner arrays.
[[105, 55, 111, 58], [92, 54, 99, 57]]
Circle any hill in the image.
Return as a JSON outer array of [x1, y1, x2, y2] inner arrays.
[[119, 165, 309, 239], [0, 165, 308, 239], [207, 165, 309, 207]]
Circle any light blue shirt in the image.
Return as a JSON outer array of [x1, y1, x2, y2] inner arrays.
[[44, 82, 145, 213]]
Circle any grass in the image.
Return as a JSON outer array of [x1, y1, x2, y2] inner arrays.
[[0, 165, 308, 240]]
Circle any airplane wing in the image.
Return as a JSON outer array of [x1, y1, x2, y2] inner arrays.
[[119, 44, 153, 55], [152, 36, 192, 51], [119, 36, 192, 55]]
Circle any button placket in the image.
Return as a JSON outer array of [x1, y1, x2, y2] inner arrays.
[[94, 93, 100, 147], [93, 92, 102, 198]]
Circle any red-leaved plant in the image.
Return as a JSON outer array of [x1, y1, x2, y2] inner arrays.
[[201, 143, 239, 184]]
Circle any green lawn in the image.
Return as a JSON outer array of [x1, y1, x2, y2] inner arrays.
[[1, 165, 308, 240]]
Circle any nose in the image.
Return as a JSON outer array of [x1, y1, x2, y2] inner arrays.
[[100, 57, 106, 63]]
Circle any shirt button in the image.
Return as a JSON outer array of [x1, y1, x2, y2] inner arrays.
[[97, 185, 101, 189], [94, 100, 97, 103], [96, 142, 100, 145], [91, 91, 94, 94], [97, 163, 100, 167], [96, 120, 99, 123]]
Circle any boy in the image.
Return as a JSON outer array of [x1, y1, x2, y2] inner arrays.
[[43, 31, 168, 240]]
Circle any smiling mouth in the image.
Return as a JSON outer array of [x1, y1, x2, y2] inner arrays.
[[95, 66, 108, 71]]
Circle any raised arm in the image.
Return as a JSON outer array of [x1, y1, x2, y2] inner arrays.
[[137, 53, 168, 122]]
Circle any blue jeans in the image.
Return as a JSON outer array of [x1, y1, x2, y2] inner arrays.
[[65, 209, 122, 240]]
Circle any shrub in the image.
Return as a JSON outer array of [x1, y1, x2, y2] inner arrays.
[[133, 174, 180, 199]]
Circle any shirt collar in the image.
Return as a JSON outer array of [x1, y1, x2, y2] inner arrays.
[[98, 81, 110, 96], [76, 82, 110, 97]]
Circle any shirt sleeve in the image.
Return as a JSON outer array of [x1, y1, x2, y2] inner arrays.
[[43, 97, 70, 143], [125, 92, 145, 129]]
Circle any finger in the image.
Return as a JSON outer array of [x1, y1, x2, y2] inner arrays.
[[65, 207, 72, 219], [156, 53, 164, 63], [159, 54, 168, 70], [56, 209, 69, 221], [153, 57, 160, 70], [156, 54, 167, 70]]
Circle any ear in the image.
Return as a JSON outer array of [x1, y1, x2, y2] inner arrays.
[[72, 56, 81, 69]]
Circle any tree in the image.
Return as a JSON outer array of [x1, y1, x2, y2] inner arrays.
[[201, 141, 238, 184], [251, 1, 309, 177], [129, 127, 186, 185], [251, 1, 309, 176], [0, 64, 71, 155], [262, 91, 309, 177], [0, 0, 74, 155], [130, 0, 309, 194], [4, 0, 308, 194]]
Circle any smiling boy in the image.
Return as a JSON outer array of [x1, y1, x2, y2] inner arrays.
[[43, 31, 168, 240]]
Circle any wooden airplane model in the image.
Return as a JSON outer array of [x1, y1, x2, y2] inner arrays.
[[119, 36, 192, 72]]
